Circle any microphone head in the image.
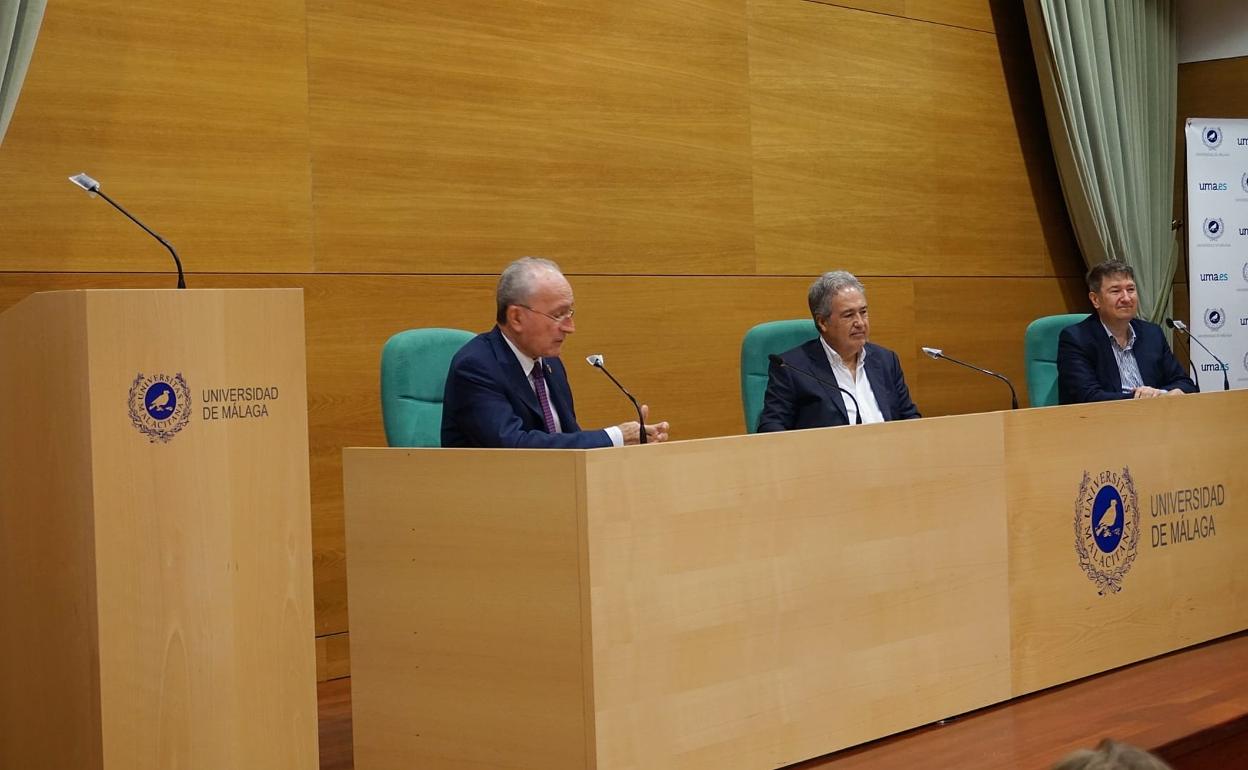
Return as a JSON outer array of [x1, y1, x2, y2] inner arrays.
[[767, 353, 785, 366], [921, 347, 942, 359], [1164, 318, 1176, 329], [68, 172, 100, 193], [586, 354, 604, 367]]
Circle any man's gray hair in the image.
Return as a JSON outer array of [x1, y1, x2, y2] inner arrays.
[[496, 257, 563, 324], [807, 271, 866, 321]]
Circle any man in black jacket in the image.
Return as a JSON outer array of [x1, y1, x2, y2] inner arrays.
[[757, 271, 920, 432], [1057, 260, 1197, 404]]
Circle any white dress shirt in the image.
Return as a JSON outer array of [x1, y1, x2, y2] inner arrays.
[[819, 337, 885, 425]]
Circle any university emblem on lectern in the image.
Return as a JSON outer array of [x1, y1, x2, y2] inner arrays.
[[1074, 468, 1140, 595], [128, 372, 191, 443]]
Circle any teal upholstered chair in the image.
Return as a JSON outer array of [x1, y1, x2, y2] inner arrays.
[[381, 328, 475, 447], [1023, 314, 1086, 408], [740, 319, 819, 433]]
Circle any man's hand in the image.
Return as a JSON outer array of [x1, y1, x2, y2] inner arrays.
[[618, 404, 670, 445], [1131, 386, 1183, 399]]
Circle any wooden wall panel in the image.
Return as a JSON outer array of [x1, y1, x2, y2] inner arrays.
[[0, 0, 1083, 679], [1178, 56, 1248, 119], [911, 276, 1088, 414], [307, 0, 756, 275], [748, 0, 1068, 277], [0, 0, 313, 273], [810, 1, 994, 34]]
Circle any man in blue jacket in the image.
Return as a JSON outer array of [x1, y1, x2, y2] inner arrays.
[[757, 271, 920, 432], [1057, 259, 1197, 404], [442, 257, 669, 448]]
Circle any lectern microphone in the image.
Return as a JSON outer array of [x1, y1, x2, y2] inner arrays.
[[586, 354, 647, 444], [1166, 318, 1223, 391], [922, 347, 1019, 410], [68, 172, 186, 289]]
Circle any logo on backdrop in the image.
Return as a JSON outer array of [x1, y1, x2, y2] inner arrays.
[[1203, 126, 1223, 150], [128, 373, 191, 443], [1203, 308, 1227, 332], [1244, 351, 1248, 373], [1074, 468, 1141, 595], [1242, 172, 1248, 194], [1203, 218, 1225, 240], [1242, 262, 1248, 284]]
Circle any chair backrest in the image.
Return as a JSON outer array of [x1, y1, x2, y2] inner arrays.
[[740, 318, 819, 433], [381, 328, 475, 447], [1023, 314, 1086, 408]]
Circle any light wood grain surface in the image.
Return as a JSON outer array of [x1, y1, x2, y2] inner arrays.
[[1005, 392, 1247, 695], [582, 417, 1011, 769], [0, 0, 1103, 679], [0, 290, 319, 769], [0, 292, 103, 770], [344, 391, 1246, 768], [344, 448, 592, 770]]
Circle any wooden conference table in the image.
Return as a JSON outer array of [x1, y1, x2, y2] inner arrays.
[[344, 390, 1245, 770]]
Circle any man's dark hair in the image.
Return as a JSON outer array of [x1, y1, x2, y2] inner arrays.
[[1086, 260, 1135, 293]]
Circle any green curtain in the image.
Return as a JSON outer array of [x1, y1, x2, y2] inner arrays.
[[1023, 0, 1178, 323], [0, 0, 48, 147]]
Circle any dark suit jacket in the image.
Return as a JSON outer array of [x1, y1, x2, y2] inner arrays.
[[1057, 314, 1198, 404], [441, 327, 613, 448], [756, 339, 920, 432]]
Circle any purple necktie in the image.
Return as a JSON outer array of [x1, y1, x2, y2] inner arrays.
[[531, 361, 558, 433]]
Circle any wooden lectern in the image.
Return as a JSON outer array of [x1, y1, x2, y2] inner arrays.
[[345, 391, 1246, 770], [0, 290, 318, 770]]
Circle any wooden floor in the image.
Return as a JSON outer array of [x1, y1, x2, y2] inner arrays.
[[317, 631, 1248, 770]]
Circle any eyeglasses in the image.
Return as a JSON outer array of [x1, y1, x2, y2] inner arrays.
[[519, 305, 576, 324]]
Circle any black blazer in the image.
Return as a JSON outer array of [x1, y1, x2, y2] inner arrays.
[[1057, 314, 1198, 404], [757, 339, 920, 432], [441, 327, 613, 448]]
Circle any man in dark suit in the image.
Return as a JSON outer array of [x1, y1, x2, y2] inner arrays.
[[1057, 259, 1197, 404], [757, 271, 920, 432], [442, 257, 669, 448]]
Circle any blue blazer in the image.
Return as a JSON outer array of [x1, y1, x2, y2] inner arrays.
[[441, 327, 612, 449], [757, 339, 920, 432], [1057, 314, 1198, 404]]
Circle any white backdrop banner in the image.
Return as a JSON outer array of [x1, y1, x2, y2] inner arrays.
[[1185, 118, 1248, 391]]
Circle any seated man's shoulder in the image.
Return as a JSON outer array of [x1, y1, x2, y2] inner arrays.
[[777, 337, 820, 362], [450, 330, 495, 364], [864, 340, 901, 362]]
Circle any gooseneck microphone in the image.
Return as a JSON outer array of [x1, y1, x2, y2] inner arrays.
[[1166, 318, 1226, 391], [586, 354, 647, 444], [767, 353, 862, 424], [68, 172, 186, 289], [922, 347, 1019, 410]]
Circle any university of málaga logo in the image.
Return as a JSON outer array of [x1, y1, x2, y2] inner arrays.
[[1243, 351, 1248, 374], [1204, 307, 1226, 332], [1074, 468, 1140, 595], [1242, 172, 1248, 194], [1203, 218, 1224, 240], [1202, 126, 1222, 150], [1243, 262, 1248, 283], [128, 373, 191, 443]]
